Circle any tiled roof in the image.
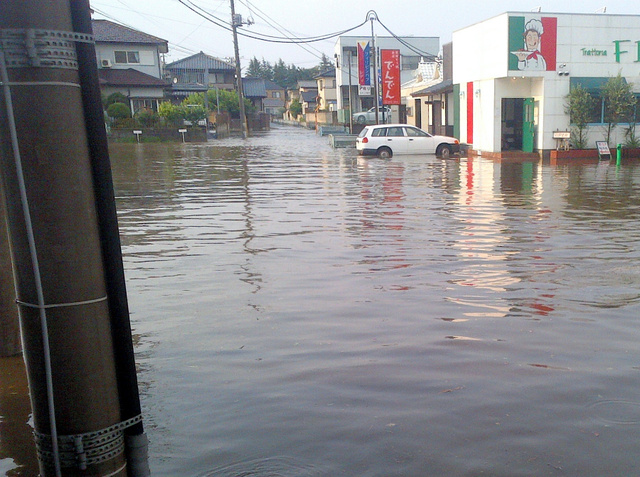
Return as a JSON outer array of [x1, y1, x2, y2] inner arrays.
[[412, 79, 453, 96], [301, 91, 318, 103], [166, 52, 235, 71], [314, 67, 335, 79], [92, 20, 168, 50], [242, 78, 267, 98], [263, 79, 285, 91], [298, 80, 317, 89], [98, 68, 169, 88]]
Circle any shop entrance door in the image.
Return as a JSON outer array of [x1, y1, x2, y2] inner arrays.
[[522, 98, 535, 153], [501, 98, 535, 152]]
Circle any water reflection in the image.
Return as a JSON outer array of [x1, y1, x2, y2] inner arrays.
[[0, 356, 37, 476], [5, 128, 640, 475]]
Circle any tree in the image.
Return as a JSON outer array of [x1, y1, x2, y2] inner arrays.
[[289, 98, 302, 119], [246, 57, 263, 78], [565, 84, 596, 149], [601, 73, 636, 146], [158, 102, 186, 126]]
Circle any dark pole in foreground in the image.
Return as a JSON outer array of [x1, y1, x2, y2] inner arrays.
[[69, 1, 149, 475], [0, 0, 146, 475], [0, 194, 20, 358]]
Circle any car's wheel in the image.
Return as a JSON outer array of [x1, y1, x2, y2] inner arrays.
[[356, 115, 366, 124], [377, 146, 393, 159], [437, 144, 452, 159]]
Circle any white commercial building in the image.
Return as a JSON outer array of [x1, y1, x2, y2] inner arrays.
[[334, 36, 439, 120], [453, 12, 640, 156]]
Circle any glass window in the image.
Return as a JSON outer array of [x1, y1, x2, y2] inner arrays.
[[372, 128, 387, 137], [114, 51, 127, 64], [114, 51, 140, 64], [358, 127, 370, 138], [406, 127, 429, 137], [387, 127, 405, 137], [402, 56, 420, 70]]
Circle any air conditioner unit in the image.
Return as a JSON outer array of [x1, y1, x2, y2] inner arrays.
[[101, 59, 112, 68]]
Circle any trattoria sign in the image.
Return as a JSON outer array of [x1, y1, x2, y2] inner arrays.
[[581, 40, 640, 62]]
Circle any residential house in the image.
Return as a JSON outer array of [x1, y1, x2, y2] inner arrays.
[[242, 77, 268, 111], [262, 79, 286, 117], [93, 19, 169, 113], [165, 52, 236, 103], [314, 67, 338, 111], [298, 80, 318, 115]]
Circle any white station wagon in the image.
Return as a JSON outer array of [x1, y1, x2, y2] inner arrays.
[[356, 124, 460, 159]]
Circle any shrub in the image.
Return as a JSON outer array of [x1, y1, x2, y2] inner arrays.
[[135, 108, 159, 128], [107, 102, 131, 120], [158, 102, 186, 126]]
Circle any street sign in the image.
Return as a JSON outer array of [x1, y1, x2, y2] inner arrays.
[[358, 85, 372, 96]]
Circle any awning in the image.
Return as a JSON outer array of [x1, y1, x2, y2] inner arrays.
[[570, 77, 627, 93]]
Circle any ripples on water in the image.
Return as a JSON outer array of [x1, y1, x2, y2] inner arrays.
[[3, 127, 640, 475]]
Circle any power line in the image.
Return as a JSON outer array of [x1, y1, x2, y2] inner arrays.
[[375, 17, 439, 62], [177, 0, 368, 44], [238, 0, 325, 60]]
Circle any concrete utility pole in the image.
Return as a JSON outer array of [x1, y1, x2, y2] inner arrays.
[[230, 0, 248, 138], [0, 0, 148, 475], [0, 195, 20, 358], [369, 11, 380, 125]]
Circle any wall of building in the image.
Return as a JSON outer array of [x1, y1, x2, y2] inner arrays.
[[335, 36, 440, 111], [454, 12, 640, 152], [96, 43, 162, 78]]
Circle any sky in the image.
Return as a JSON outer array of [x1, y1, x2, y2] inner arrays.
[[90, 0, 638, 67]]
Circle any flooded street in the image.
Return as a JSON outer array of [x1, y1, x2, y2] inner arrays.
[[3, 125, 640, 475]]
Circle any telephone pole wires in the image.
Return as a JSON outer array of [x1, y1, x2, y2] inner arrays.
[[230, 0, 248, 138]]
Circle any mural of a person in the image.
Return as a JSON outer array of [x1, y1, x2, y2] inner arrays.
[[512, 19, 547, 70]]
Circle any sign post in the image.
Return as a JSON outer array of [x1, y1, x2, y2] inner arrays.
[[596, 141, 611, 161]]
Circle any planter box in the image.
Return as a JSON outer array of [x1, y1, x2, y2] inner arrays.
[[550, 149, 599, 160], [550, 148, 640, 163]]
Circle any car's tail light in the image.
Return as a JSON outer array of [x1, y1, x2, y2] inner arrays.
[[454, 139, 459, 144], [362, 137, 368, 143]]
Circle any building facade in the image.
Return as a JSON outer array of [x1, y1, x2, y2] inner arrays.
[[334, 36, 440, 121], [453, 12, 640, 155], [93, 19, 168, 113]]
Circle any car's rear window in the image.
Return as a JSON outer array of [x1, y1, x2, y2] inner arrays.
[[358, 128, 369, 138]]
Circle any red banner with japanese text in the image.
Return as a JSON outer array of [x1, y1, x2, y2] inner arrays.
[[381, 49, 401, 105]]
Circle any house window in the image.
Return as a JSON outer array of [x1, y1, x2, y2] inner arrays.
[[114, 51, 140, 64], [401, 55, 420, 70], [273, 91, 281, 99]]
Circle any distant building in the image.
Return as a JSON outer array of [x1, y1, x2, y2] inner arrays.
[[92, 19, 168, 113], [334, 35, 440, 120], [242, 77, 268, 111], [298, 80, 319, 115], [262, 79, 287, 117], [314, 67, 338, 111], [165, 52, 236, 102], [409, 42, 455, 137]]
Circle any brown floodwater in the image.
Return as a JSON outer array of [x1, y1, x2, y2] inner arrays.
[[2, 125, 640, 476]]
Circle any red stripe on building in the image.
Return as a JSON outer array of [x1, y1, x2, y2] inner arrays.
[[541, 17, 557, 71], [467, 82, 474, 145]]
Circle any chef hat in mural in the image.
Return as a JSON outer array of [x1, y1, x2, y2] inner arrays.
[[524, 19, 544, 37]]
